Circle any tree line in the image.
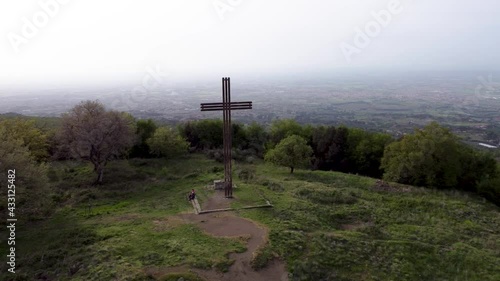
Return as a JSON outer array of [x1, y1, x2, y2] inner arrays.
[[1, 100, 498, 217]]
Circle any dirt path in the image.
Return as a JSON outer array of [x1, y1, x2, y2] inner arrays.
[[200, 189, 232, 210], [178, 191, 288, 281]]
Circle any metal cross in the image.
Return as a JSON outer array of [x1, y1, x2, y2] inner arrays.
[[200, 77, 252, 198]]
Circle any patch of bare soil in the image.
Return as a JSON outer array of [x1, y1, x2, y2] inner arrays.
[[201, 190, 232, 210], [176, 190, 288, 281]]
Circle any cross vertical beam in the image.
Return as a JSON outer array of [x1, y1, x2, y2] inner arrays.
[[223, 77, 232, 197], [200, 77, 252, 198]]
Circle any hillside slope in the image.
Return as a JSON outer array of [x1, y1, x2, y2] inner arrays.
[[1, 155, 499, 280], [239, 164, 500, 280]]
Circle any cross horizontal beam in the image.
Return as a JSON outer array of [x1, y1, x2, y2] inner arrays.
[[200, 101, 252, 106], [200, 101, 252, 111], [200, 107, 252, 112]]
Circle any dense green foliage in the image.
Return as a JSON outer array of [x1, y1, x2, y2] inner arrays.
[[177, 119, 499, 204], [129, 119, 158, 158], [179, 119, 394, 177], [0, 113, 62, 131], [180, 119, 224, 150], [309, 125, 349, 172], [0, 118, 49, 161], [268, 119, 312, 149], [0, 122, 51, 219], [147, 127, 189, 158], [265, 135, 313, 173], [178, 119, 268, 155], [345, 128, 393, 177], [1, 110, 498, 204], [382, 122, 499, 204], [477, 174, 500, 204], [309, 125, 393, 177], [244, 122, 269, 157]]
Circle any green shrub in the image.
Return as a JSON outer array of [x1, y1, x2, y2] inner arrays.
[[211, 166, 223, 173], [259, 179, 285, 192], [477, 177, 500, 206], [237, 167, 256, 182], [205, 149, 224, 163], [47, 167, 59, 182], [245, 156, 256, 164]]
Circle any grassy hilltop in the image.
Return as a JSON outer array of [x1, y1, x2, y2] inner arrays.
[[1, 154, 499, 281]]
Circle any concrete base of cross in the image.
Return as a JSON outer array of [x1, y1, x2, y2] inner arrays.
[[213, 180, 224, 190]]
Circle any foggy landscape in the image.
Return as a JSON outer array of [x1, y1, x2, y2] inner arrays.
[[1, 71, 499, 147]]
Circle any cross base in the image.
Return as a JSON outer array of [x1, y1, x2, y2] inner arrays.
[[225, 181, 233, 198]]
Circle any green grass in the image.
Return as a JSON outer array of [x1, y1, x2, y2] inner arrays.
[[1, 154, 499, 280], [0, 155, 244, 280], [236, 164, 500, 281]]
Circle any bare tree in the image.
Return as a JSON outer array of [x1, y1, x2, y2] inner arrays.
[[59, 100, 135, 184]]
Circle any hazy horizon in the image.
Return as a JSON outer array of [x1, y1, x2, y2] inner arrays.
[[1, 0, 500, 89]]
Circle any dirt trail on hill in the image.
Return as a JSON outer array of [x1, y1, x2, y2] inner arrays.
[[178, 191, 288, 281]]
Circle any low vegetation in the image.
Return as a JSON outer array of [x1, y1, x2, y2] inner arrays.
[[237, 163, 500, 280], [0, 155, 498, 280], [0, 100, 499, 280]]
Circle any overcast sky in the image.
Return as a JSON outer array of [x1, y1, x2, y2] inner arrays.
[[1, 0, 499, 87]]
